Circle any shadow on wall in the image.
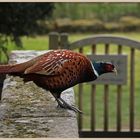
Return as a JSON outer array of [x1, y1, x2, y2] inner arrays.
[[0, 73, 6, 100]]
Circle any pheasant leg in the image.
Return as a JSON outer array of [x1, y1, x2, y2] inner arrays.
[[55, 97, 82, 114]]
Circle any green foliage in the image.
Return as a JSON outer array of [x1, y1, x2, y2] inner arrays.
[[35, 3, 140, 33], [0, 3, 54, 63], [53, 3, 140, 21], [0, 3, 54, 38], [0, 35, 9, 63], [120, 16, 140, 24], [120, 16, 140, 31], [47, 17, 140, 33]]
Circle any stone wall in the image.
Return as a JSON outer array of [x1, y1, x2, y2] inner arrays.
[[0, 51, 79, 138]]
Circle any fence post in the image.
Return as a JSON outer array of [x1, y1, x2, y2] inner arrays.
[[60, 33, 69, 49], [49, 32, 59, 50]]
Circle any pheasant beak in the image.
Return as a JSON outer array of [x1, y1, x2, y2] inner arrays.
[[112, 68, 117, 75]]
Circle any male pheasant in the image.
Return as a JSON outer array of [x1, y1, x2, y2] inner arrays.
[[0, 49, 117, 113]]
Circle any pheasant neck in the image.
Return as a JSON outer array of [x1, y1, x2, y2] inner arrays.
[[90, 61, 99, 77]]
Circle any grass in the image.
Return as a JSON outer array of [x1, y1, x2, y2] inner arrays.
[[8, 36, 49, 51], [4, 32, 140, 131]]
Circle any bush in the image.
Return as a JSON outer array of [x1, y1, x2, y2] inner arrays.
[[51, 18, 105, 33], [104, 22, 122, 32], [119, 16, 140, 31], [41, 16, 140, 33]]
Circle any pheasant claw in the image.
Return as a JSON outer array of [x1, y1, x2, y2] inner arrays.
[[56, 97, 83, 114]]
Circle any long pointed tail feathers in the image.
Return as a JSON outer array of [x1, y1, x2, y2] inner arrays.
[[0, 53, 43, 74], [0, 59, 35, 74], [0, 64, 23, 74]]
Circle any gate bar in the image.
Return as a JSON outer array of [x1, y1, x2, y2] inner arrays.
[[117, 45, 122, 131], [91, 44, 96, 131], [130, 48, 135, 132], [104, 44, 110, 131]]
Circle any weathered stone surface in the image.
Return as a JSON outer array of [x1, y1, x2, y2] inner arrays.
[[0, 51, 79, 138]]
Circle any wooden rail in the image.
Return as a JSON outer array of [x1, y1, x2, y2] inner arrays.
[[69, 34, 140, 50]]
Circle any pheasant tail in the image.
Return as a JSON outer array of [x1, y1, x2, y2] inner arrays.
[[0, 64, 24, 74], [0, 59, 36, 74]]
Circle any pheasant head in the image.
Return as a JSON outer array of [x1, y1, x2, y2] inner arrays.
[[92, 62, 117, 77]]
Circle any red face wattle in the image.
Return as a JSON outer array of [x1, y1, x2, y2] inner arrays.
[[104, 63, 115, 72]]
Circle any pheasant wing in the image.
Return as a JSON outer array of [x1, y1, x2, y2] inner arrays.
[[24, 55, 69, 75]]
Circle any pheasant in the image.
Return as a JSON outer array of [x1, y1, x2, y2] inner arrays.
[[0, 49, 117, 113]]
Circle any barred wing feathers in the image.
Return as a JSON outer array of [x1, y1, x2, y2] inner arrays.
[[24, 52, 70, 76]]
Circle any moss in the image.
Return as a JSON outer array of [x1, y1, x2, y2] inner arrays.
[[3, 118, 14, 126]]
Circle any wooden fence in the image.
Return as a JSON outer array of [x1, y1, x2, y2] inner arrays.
[[49, 32, 140, 137]]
